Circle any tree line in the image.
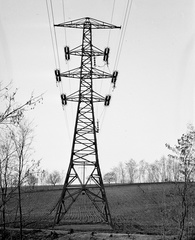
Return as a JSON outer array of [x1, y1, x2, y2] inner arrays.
[[104, 124, 195, 185], [103, 156, 182, 184]]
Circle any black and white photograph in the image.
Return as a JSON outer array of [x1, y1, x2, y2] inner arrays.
[[0, 0, 195, 239]]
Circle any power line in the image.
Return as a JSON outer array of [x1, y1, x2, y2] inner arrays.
[[114, 0, 133, 70], [62, 108, 71, 141], [62, 0, 68, 45], [99, 0, 133, 130], [107, 0, 116, 47], [45, 0, 58, 68], [49, 0, 65, 94], [97, 1, 117, 124], [46, 0, 72, 142], [50, 0, 61, 69]]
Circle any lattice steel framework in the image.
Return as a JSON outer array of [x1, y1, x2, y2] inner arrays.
[[54, 17, 120, 226]]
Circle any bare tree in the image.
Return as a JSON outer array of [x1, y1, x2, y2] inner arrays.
[[26, 172, 38, 188], [138, 159, 148, 183], [125, 158, 137, 183], [169, 155, 180, 182], [0, 82, 42, 239], [118, 162, 126, 183], [152, 157, 167, 182], [0, 132, 16, 238], [146, 163, 157, 182], [46, 170, 61, 186], [103, 172, 117, 184], [166, 125, 195, 239], [9, 121, 40, 239], [0, 82, 42, 126], [0, 121, 40, 239], [38, 169, 48, 185], [111, 167, 119, 183]]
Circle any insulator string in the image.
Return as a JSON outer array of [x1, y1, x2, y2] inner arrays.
[[60, 0, 73, 120], [98, 0, 117, 123]]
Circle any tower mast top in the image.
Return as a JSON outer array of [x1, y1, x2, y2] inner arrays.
[[54, 17, 121, 29]]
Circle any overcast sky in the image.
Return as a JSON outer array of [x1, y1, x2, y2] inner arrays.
[[0, 0, 195, 175]]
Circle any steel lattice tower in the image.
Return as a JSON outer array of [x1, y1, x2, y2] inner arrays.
[[54, 17, 120, 226]]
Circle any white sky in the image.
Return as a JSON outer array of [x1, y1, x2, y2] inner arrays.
[[0, 0, 195, 175]]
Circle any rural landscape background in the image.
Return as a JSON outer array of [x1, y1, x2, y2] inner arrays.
[[1, 0, 195, 239], [0, 111, 195, 239]]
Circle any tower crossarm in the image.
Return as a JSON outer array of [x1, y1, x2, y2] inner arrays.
[[54, 17, 121, 29], [92, 68, 113, 79], [66, 91, 105, 103], [60, 67, 113, 79], [92, 91, 105, 103], [69, 45, 104, 57]]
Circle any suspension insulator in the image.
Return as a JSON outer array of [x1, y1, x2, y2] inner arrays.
[[55, 69, 61, 82], [104, 95, 111, 106], [61, 94, 67, 105], [103, 47, 110, 63], [96, 120, 99, 133], [111, 71, 118, 84], [94, 56, 96, 66], [64, 46, 70, 61]]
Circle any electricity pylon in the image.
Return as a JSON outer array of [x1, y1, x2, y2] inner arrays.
[[54, 17, 120, 226]]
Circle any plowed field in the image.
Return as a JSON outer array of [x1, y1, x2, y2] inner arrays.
[[3, 182, 195, 236]]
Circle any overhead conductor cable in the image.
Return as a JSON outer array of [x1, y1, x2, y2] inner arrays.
[[114, 0, 133, 70]]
